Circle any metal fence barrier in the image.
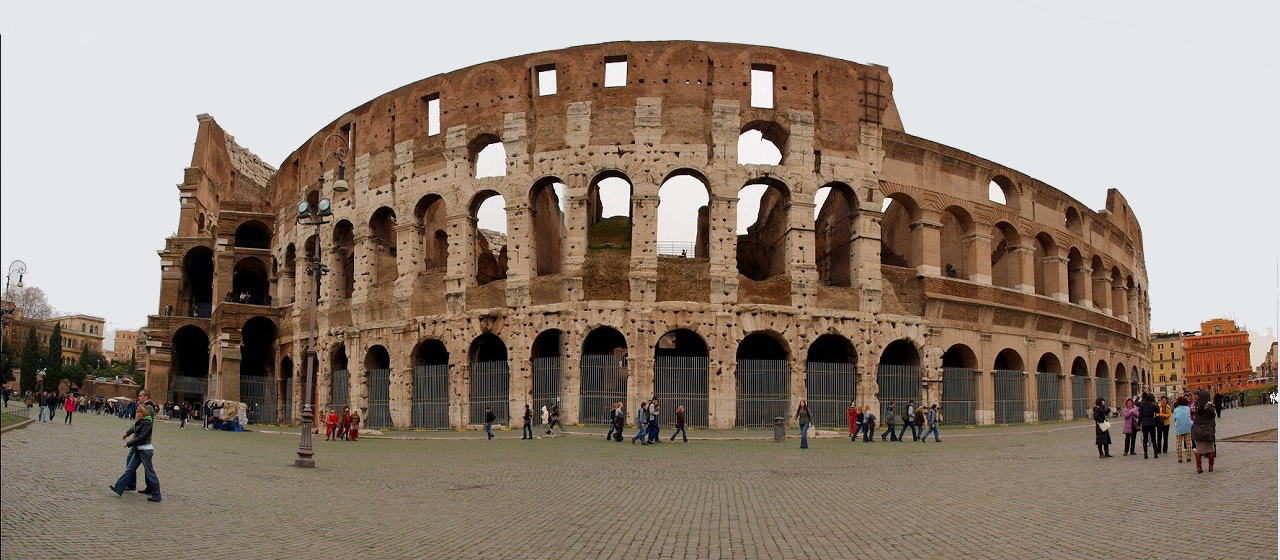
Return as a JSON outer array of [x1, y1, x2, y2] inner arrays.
[[240, 375, 277, 425], [993, 369, 1025, 424], [366, 368, 392, 428], [654, 355, 708, 427], [532, 357, 562, 425], [1071, 376, 1088, 420], [1036, 372, 1061, 422], [281, 377, 294, 424], [330, 369, 350, 412], [168, 375, 207, 403], [580, 354, 627, 424], [805, 361, 857, 427], [941, 367, 977, 426], [735, 359, 789, 427], [1095, 377, 1110, 407], [877, 364, 923, 409], [412, 364, 449, 428], [469, 360, 510, 424]]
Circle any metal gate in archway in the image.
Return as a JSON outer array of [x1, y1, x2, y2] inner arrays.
[[168, 375, 206, 404], [580, 354, 627, 424], [941, 368, 978, 426], [805, 361, 856, 427], [1095, 377, 1110, 407], [366, 368, 392, 428], [532, 357, 561, 425], [877, 364, 923, 408], [1071, 376, 1088, 420], [654, 356, 708, 427], [994, 369, 1025, 424], [281, 377, 294, 424], [469, 360, 510, 424], [1036, 372, 1061, 422], [1115, 379, 1129, 404], [736, 359, 789, 427], [330, 369, 350, 412], [412, 364, 449, 428], [240, 375, 277, 424]]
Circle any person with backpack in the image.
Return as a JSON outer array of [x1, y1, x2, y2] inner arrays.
[[881, 401, 899, 441], [483, 407, 495, 440], [547, 402, 563, 435], [632, 401, 650, 445], [919, 404, 942, 442], [862, 408, 876, 442], [898, 400, 918, 442]]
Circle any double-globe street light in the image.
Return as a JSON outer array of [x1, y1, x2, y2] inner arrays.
[[1, 260, 27, 358], [293, 134, 348, 468]]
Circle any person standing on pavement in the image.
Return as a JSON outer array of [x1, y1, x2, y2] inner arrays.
[[913, 406, 926, 440], [669, 405, 688, 442], [1121, 397, 1139, 456], [1192, 392, 1217, 473], [1156, 396, 1172, 455], [647, 399, 661, 443], [795, 400, 814, 449], [1212, 392, 1224, 419], [63, 394, 76, 424], [845, 402, 858, 442], [324, 408, 338, 440], [1093, 398, 1113, 458], [632, 401, 650, 445], [898, 400, 918, 442], [547, 402, 563, 435], [862, 408, 876, 442], [109, 403, 161, 502], [522, 404, 534, 440], [338, 407, 352, 440], [483, 407, 495, 440], [347, 409, 361, 441], [854, 405, 865, 442], [881, 401, 899, 441], [540, 405, 550, 435], [1137, 393, 1160, 459], [1172, 396, 1193, 463], [612, 402, 625, 442], [918, 404, 942, 442]]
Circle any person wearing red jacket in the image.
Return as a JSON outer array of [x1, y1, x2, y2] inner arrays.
[[64, 394, 77, 424], [846, 402, 858, 442], [324, 408, 339, 441]]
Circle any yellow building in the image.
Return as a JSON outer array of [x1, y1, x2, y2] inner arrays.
[[46, 314, 106, 365], [1150, 331, 1185, 397]]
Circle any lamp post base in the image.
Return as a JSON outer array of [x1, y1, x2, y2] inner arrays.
[[294, 410, 316, 468], [294, 456, 316, 468]]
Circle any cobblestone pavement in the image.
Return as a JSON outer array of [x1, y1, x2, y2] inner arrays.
[[2, 405, 1275, 559]]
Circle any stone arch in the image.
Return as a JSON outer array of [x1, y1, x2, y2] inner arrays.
[[329, 343, 350, 412], [1033, 232, 1059, 297], [281, 243, 296, 306], [239, 317, 277, 420], [580, 326, 628, 424], [234, 220, 271, 249], [468, 333, 510, 424], [994, 348, 1025, 371], [805, 333, 857, 426], [738, 120, 787, 165], [368, 206, 399, 285], [469, 134, 506, 178], [735, 330, 791, 427], [170, 325, 210, 403], [814, 182, 856, 286], [653, 328, 710, 427], [736, 177, 790, 281], [940, 343, 979, 425], [657, 169, 710, 259], [586, 170, 633, 252], [470, 190, 508, 286], [1090, 255, 1107, 309], [877, 338, 923, 409], [988, 174, 1018, 207], [363, 344, 392, 427], [1067, 247, 1086, 304], [942, 344, 978, 368], [529, 177, 567, 277], [414, 194, 448, 272], [993, 348, 1026, 423], [1065, 206, 1083, 235], [989, 221, 1021, 289], [879, 191, 919, 267], [530, 328, 564, 416], [939, 205, 975, 279], [332, 220, 355, 300], [231, 257, 270, 305], [180, 246, 214, 317], [409, 338, 449, 428]]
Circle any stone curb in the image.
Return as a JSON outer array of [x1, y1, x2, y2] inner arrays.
[[1, 416, 35, 434]]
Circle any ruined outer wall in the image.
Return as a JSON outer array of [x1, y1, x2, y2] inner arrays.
[[145, 41, 1151, 429]]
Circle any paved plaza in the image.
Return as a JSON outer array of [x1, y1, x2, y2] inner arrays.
[[2, 406, 1276, 559]]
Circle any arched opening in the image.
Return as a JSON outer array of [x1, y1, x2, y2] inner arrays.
[[1114, 362, 1129, 403], [180, 247, 214, 317], [281, 243, 297, 306], [879, 194, 917, 268], [1035, 353, 1063, 421], [990, 222, 1021, 289], [471, 135, 506, 178], [993, 348, 1026, 424], [941, 344, 979, 425], [877, 339, 922, 409], [530, 329, 563, 420], [239, 317, 277, 424], [580, 326, 628, 424], [279, 356, 294, 424], [1094, 359, 1111, 406], [414, 195, 449, 272], [584, 172, 633, 300], [169, 326, 209, 405], [469, 333, 510, 424], [805, 334, 857, 426], [653, 328, 709, 427], [330, 344, 350, 412], [369, 207, 399, 288], [814, 183, 856, 287], [231, 258, 270, 306], [939, 206, 974, 279], [737, 121, 786, 165], [364, 345, 392, 428], [1090, 255, 1107, 310], [411, 339, 449, 428], [1033, 233, 1058, 297], [471, 191, 508, 286], [333, 220, 355, 300], [1071, 357, 1090, 419], [735, 331, 790, 427], [1067, 247, 1086, 304], [529, 178, 567, 277], [735, 178, 790, 282], [1130, 365, 1140, 397], [1065, 206, 1083, 235], [988, 175, 1016, 206], [233, 220, 271, 249], [657, 170, 710, 259]]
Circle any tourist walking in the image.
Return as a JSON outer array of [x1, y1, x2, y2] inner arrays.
[[1172, 396, 1193, 463], [610, 402, 625, 442], [324, 408, 338, 440], [846, 402, 858, 442], [632, 401, 650, 445], [483, 407, 495, 440], [1192, 392, 1217, 473], [347, 409, 361, 441], [881, 401, 899, 441], [919, 404, 941, 442], [540, 405, 550, 435], [670, 405, 688, 442], [522, 404, 533, 440], [1156, 396, 1172, 455], [795, 400, 813, 449], [109, 403, 161, 502], [1121, 397, 1139, 456], [338, 407, 352, 440], [547, 402, 563, 435], [862, 408, 876, 442], [647, 399, 661, 443], [1137, 393, 1159, 459], [913, 405, 926, 441], [854, 405, 865, 442], [176, 402, 188, 429], [37, 393, 48, 422], [898, 400, 918, 441], [63, 394, 76, 424], [1093, 398, 1113, 458], [1212, 392, 1223, 419]]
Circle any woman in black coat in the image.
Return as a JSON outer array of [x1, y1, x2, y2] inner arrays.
[[1192, 391, 1217, 473], [1092, 398, 1113, 458], [1137, 392, 1160, 459]]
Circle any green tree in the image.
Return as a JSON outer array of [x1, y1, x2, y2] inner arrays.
[[19, 326, 40, 392], [44, 323, 63, 377], [78, 346, 107, 369], [0, 331, 15, 384]]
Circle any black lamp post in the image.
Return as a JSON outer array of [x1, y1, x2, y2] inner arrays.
[[294, 134, 347, 468]]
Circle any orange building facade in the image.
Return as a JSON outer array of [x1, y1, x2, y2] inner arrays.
[[1183, 319, 1251, 392]]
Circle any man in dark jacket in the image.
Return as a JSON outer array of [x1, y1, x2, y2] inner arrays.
[[484, 407, 496, 440], [1212, 392, 1223, 418], [109, 403, 161, 502]]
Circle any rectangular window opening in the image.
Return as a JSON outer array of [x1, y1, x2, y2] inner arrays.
[[751, 64, 775, 108], [537, 65, 557, 96], [604, 56, 627, 87], [425, 93, 440, 136]]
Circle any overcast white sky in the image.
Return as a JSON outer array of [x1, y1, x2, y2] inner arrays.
[[2, 1, 1277, 357]]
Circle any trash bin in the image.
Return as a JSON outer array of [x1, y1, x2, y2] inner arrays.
[[773, 417, 785, 442]]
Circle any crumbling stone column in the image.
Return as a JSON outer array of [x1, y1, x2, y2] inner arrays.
[[1111, 284, 1128, 321], [629, 187, 659, 302], [708, 195, 737, 305], [1045, 254, 1069, 301]]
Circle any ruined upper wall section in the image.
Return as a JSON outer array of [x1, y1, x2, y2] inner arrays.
[[174, 115, 275, 237]]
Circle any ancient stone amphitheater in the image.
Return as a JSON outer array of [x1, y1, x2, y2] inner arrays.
[[143, 41, 1151, 430]]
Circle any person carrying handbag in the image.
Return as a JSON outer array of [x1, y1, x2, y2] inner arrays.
[[1092, 398, 1113, 458]]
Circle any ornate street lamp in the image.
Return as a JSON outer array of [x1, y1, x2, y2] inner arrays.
[[294, 134, 347, 468], [1, 260, 27, 358]]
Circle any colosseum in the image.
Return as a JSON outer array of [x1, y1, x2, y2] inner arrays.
[[142, 41, 1151, 430]]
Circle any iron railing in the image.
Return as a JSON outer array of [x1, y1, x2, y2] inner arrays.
[[366, 368, 392, 428], [168, 375, 207, 402], [1071, 376, 1089, 420], [877, 364, 923, 408], [941, 367, 978, 425], [469, 360, 510, 424], [1095, 377, 1111, 407], [240, 375, 277, 424], [654, 355, 708, 427], [805, 361, 857, 427], [993, 369, 1025, 424], [1036, 372, 1061, 421], [531, 357, 562, 425], [735, 359, 789, 427], [330, 369, 350, 412], [412, 364, 449, 428], [580, 354, 627, 424]]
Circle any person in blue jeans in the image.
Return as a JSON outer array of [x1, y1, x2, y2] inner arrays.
[[632, 401, 650, 445], [897, 400, 918, 442], [521, 404, 533, 440], [483, 407, 496, 440], [795, 400, 813, 449], [919, 404, 942, 442], [109, 403, 161, 502], [881, 401, 900, 441]]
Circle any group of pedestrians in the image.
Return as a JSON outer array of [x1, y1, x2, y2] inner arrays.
[[322, 406, 361, 441], [841, 399, 943, 444], [1093, 390, 1219, 473], [27, 391, 80, 424], [518, 402, 566, 440], [625, 398, 685, 444]]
